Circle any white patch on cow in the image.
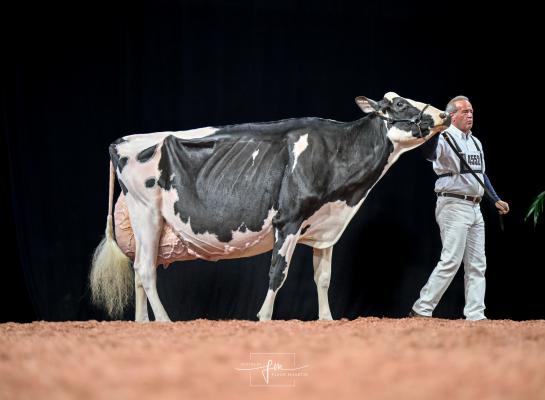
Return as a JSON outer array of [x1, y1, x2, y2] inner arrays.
[[251, 149, 259, 166], [376, 127, 416, 183], [386, 126, 426, 161], [387, 126, 417, 146], [118, 142, 163, 205], [116, 127, 219, 161], [312, 246, 333, 320], [405, 98, 427, 110], [161, 186, 277, 260], [230, 209, 277, 254], [277, 231, 301, 265], [123, 127, 218, 143], [299, 200, 364, 249], [257, 289, 276, 321], [172, 127, 219, 140], [384, 92, 399, 102], [291, 134, 309, 172]]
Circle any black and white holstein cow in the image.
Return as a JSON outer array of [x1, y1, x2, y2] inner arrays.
[[90, 92, 451, 321]]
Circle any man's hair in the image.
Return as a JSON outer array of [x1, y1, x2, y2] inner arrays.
[[446, 95, 470, 113]]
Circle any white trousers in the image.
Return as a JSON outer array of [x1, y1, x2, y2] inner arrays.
[[413, 197, 487, 320]]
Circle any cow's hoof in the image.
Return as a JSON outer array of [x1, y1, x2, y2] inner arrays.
[[154, 316, 172, 322], [257, 312, 272, 321], [318, 315, 333, 321], [135, 313, 150, 322]]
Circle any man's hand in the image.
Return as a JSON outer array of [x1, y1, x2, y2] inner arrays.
[[495, 200, 510, 215]]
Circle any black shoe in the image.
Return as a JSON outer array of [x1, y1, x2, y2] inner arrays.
[[408, 309, 431, 318]]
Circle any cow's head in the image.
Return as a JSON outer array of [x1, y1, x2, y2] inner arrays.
[[355, 92, 451, 146]]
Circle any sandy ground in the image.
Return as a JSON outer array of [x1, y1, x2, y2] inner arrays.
[[1, 318, 544, 400]]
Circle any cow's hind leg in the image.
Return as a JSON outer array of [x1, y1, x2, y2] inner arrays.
[[134, 272, 149, 322], [257, 222, 301, 321], [128, 200, 171, 322], [313, 246, 333, 320]]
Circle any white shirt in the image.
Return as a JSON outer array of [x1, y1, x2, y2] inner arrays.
[[432, 125, 486, 197]]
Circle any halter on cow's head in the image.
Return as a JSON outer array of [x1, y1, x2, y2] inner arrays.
[[355, 92, 451, 146]]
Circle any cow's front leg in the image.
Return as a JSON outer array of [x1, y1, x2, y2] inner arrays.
[[257, 223, 301, 321], [313, 246, 333, 320]]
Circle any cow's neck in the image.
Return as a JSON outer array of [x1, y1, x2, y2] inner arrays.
[[331, 115, 395, 207]]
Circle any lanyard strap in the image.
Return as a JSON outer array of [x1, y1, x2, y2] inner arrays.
[[441, 132, 493, 200], [441, 131, 504, 230]]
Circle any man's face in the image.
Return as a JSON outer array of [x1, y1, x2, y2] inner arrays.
[[450, 100, 473, 133]]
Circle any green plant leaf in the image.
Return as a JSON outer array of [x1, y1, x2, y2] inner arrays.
[[526, 191, 545, 227]]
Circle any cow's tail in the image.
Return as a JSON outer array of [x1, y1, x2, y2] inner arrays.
[[89, 161, 134, 318]]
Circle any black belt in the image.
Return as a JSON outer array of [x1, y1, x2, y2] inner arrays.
[[437, 170, 483, 178], [437, 192, 481, 203]]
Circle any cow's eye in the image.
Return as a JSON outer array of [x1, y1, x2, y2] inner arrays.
[[396, 101, 404, 108]]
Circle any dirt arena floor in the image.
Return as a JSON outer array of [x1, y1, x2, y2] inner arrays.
[[1, 318, 544, 400]]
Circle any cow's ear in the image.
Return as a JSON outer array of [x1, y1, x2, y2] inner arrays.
[[355, 96, 379, 113]]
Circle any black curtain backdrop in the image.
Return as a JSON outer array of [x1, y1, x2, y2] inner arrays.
[[2, 1, 542, 322]]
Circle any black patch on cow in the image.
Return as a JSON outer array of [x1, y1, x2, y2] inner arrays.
[[109, 139, 131, 193], [137, 144, 158, 163], [145, 178, 156, 188], [157, 131, 288, 242], [112, 137, 128, 145], [268, 115, 393, 237], [109, 139, 129, 173], [269, 253, 288, 291], [109, 141, 128, 174], [179, 140, 216, 149], [118, 157, 128, 172], [119, 178, 128, 195]]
